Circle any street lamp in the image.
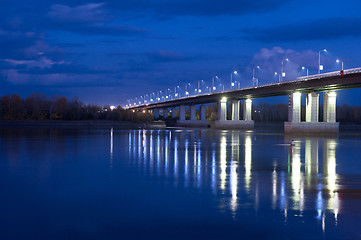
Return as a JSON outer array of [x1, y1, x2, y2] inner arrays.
[[174, 86, 180, 98], [318, 49, 327, 74], [212, 76, 218, 93], [280, 59, 289, 82], [231, 71, 237, 89], [185, 83, 190, 96], [302, 66, 309, 79], [336, 59, 344, 70], [198, 80, 203, 94], [253, 65, 260, 87]]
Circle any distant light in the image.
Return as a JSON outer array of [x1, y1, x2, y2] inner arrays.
[[257, 66, 260, 68], [221, 97, 227, 102], [175, 93, 178, 97], [231, 82, 235, 86], [274, 72, 278, 75], [233, 71, 238, 74], [320, 65, 324, 70], [329, 91, 337, 97], [293, 92, 301, 97], [282, 72, 286, 77], [186, 91, 189, 95], [336, 59, 340, 63], [110, 105, 115, 111], [198, 89, 202, 93], [151, 98, 153, 101], [166, 96, 168, 99], [142, 110, 146, 113], [286, 58, 289, 61], [302, 66, 305, 70], [323, 49, 327, 52], [213, 86, 216, 90]]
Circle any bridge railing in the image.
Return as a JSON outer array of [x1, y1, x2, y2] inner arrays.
[[128, 67, 361, 108]]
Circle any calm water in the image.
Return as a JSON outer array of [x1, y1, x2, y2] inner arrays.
[[1, 127, 361, 239]]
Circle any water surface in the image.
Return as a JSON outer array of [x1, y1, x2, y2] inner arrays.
[[1, 127, 361, 239]]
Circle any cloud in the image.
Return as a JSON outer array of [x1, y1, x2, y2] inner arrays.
[[47, 3, 148, 36], [49, 3, 110, 23], [243, 47, 322, 84], [147, 50, 193, 63], [106, 0, 292, 17], [244, 17, 361, 42], [4, 57, 63, 69]]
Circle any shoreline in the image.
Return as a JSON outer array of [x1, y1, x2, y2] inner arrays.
[[0, 120, 166, 128], [0, 120, 361, 131]]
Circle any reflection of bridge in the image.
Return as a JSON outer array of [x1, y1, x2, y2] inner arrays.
[[128, 68, 361, 132], [124, 129, 340, 226]]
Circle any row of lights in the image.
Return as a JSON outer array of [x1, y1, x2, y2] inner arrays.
[[126, 49, 344, 108]]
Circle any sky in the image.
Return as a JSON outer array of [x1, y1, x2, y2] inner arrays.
[[2, 0, 361, 106]]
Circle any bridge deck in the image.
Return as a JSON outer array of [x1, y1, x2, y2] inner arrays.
[[128, 68, 361, 110]]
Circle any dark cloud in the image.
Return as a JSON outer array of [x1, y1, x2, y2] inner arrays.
[[244, 17, 361, 42], [105, 0, 292, 17], [18, 63, 116, 75], [147, 50, 193, 63]]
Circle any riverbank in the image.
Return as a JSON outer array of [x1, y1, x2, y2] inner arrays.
[[1, 120, 361, 132], [0, 120, 166, 128]]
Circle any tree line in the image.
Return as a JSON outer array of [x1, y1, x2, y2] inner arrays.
[[1, 93, 361, 123], [0, 93, 153, 122]]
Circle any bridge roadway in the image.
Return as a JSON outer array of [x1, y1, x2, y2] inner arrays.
[[128, 68, 361, 110]]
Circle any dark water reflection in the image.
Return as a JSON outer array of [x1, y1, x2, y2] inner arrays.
[[1, 127, 361, 239]]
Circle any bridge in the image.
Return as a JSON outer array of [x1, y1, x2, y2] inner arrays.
[[127, 68, 361, 132]]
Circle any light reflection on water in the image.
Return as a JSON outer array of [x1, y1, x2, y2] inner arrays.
[[2, 127, 361, 239], [126, 129, 341, 227]]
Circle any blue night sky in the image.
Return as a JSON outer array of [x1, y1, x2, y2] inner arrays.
[[2, 0, 361, 106]]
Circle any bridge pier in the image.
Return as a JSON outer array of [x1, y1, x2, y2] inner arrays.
[[215, 98, 254, 129], [162, 108, 168, 119], [177, 104, 208, 127], [284, 91, 339, 133], [179, 105, 186, 121], [171, 108, 177, 118], [153, 108, 160, 119]]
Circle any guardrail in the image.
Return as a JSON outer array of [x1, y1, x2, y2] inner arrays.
[[127, 67, 361, 108]]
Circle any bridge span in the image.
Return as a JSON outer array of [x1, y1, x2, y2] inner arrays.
[[127, 68, 361, 132]]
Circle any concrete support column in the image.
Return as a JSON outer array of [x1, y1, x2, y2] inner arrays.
[[231, 100, 240, 121], [153, 108, 160, 119], [190, 105, 196, 121], [218, 98, 227, 121], [179, 105, 186, 121], [200, 105, 207, 121], [162, 108, 168, 118], [171, 108, 177, 118], [306, 92, 319, 122], [288, 92, 301, 122], [243, 99, 252, 121], [323, 92, 336, 122]]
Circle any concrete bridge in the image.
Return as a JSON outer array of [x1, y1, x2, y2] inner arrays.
[[127, 68, 361, 132]]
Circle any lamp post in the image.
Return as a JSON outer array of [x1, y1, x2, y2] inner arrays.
[[253, 66, 260, 87], [231, 71, 237, 90], [198, 80, 203, 94], [212, 76, 218, 93], [185, 83, 190, 96], [302, 66, 309, 79], [280, 59, 289, 82], [318, 49, 327, 74], [336, 59, 344, 70]]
